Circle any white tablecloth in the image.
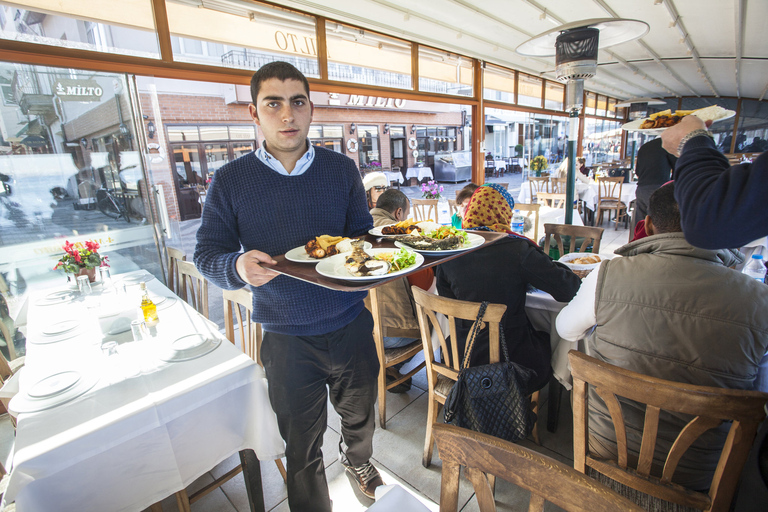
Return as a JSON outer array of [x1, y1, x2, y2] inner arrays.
[[406, 167, 433, 181], [525, 290, 578, 390], [581, 182, 637, 212], [6, 272, 284, 512], [384, 171, 404, 184], [517, 180, 591, 205]]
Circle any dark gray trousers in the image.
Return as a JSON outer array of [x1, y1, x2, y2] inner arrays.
[[261, 309, 378, 512]]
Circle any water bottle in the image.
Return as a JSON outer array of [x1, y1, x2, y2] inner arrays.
[[742, 254, 767, 283], [511, 210, 525, 235]]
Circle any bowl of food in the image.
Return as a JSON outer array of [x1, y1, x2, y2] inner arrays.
[[558, 252, 605, 278]]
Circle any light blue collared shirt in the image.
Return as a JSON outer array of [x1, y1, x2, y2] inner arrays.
[[255, 140, 315, 176]]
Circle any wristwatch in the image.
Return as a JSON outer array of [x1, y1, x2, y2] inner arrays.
[[677, 128, 714, 155]]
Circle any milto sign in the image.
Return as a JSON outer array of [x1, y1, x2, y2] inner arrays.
[[54, 79, 103, 102]]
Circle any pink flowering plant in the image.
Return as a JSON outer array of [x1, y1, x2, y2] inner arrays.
[[421, 180, 444, 200], [53, 240, 109, 273]]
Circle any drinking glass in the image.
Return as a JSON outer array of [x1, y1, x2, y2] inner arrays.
[[77, 275, 92, 296], [101, 341, 118, 357], [100, 267, 112, 287]]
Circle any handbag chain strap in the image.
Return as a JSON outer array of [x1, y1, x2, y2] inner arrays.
[[460, 302, 510, 370]]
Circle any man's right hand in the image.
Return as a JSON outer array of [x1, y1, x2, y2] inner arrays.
[[236, 250, 279, 287]]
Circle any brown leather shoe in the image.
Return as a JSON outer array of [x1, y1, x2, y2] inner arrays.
[[342, 460, 384, 499]]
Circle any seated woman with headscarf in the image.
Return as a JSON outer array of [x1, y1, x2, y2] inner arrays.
[[434, 184, 582, 391]]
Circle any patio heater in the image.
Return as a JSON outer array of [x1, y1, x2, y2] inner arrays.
[[517, 19, 648, 224], [615, 97, 667, 171]]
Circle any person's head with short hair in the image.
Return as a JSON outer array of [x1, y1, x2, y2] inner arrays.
[[363, 172, 389, 209], [375, 189, 410, 222], [250, 62, 310, 105], [455, 183, 479, 217], [645, 182, 682, 235]]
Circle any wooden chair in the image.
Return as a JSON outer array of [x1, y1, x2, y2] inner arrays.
[[550, 177, 568, 193], [536, 192, 568, 209], [569, 350, 768, 512], [542, 223, 604, 257], [447, 198, 459, 219], [166, 246, 186, 297], [515, 203, 540, 243], [176, 260, 209, 319], [528, 177, 550, 203], [412, 198, 438, 222], [595, 176, 628, 230], [434, 423, 644, 512], [368, 287, 427, 429], [412, 287, 539, 468]]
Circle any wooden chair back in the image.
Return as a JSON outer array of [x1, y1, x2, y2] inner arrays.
[[536, 192, 568, 209], [447, 199, 459, 218], [529, 177, 550, 201], [166, 246, 186, 296], [596, 177, 627, 229], [434, 424, 644, 512], [222, 288, 262, 365], [412, 198, 438, 222], [367, 287, 427, 429], [515, 203, 540, 243], [543, 223, 604, 256], [176, 260, 209, 319], [569, 350, 768, 512], [495, 182, 509, 190], [550, 177, 568, 193], [412, 286, 507, 467]]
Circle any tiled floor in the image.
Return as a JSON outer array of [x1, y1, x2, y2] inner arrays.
[[156, 204, 633, 511]]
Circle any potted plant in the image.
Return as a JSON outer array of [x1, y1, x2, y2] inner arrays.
[[53, 240, 109, 282], [515, 144, 523, 157], [421, 180, 444, 200], [530, 155, 549, 177]]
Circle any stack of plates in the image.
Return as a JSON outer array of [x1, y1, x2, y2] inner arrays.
[[9, 370, 99, 413], [158, 334, 221, 362]]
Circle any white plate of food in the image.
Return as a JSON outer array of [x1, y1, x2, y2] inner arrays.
[[622, 105, 735, 135], [368, 220, 438, 238], [395, 232, 485, 255], [285, 240, 372, 263], [315, 248, 424, 282]]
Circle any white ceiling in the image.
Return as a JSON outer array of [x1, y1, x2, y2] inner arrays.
[[276, 0, 768, 101]]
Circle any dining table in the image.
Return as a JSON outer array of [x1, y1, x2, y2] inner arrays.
[[3, 271, 285, 512], [405, 167, 434, 182]]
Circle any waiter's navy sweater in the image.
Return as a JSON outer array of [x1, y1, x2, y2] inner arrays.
[[194, 147, 373, 336], [674, 135, 768, 249]]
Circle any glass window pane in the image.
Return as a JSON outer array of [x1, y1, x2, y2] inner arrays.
[[544, 81, 564, 111], [679, 97, 739, 152], [308, 126, 323, 139], [166, 0, 319, 77], [323, 125, 343, 138], [0, 1, 160, 58], [419, 47, 473, 97], [596, 95, 607, 117], [483, 64, 515, 104], [233, 141, 255, 158], [518, 74, 542, 108], [326, 22, 411, 89], [173, 144, 203, 186], [199, 126, 229, 141], [203, 143, 229, 179], [167, 126, 199, 142], [735, 99, 768, 154], [585, 92, 597, 115], [358, 125, 380, 167], [607, 97, 617, 118], [228, 125, 256, 140], [582, 119, 622, 165]]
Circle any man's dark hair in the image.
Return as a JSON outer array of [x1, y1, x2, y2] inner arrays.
[[648, 182, 681, 234], [456, 183, 479, 204], [375, 189, 409, 214], [250, 61, 310, 105]]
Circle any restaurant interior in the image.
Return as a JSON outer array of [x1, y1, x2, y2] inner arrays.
[[0, 1, 766, 511]]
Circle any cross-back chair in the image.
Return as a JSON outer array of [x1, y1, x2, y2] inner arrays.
[[569, 350, 768, 512], [542, 223, 604, 257], [367, 286, 427, 429], [165, 246, 186, 297], [447, 198, 459, 219], [411, 287, 539, 468], [176, 260, 209, 319], [412, 198, 438, 222], [528, 177, 550, 203], [515, 203, 540, 243], [536, 192, 568, 209], [550, 177, 568, 193], [434, 423, 644, 512], [595, 176, 628, 230]]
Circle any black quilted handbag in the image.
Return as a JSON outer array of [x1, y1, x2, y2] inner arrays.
[[443, 301, 537, 442]]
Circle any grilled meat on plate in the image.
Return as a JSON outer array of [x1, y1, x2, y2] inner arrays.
[[397, 235, 463, 251]]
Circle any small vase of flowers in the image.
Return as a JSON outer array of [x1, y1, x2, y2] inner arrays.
[[53, 240, 109, 282], [530, 155, 549, 177], [421, 180, 444, 200]]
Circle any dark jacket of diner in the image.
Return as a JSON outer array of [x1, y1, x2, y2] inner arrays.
[[435, 236, 581, 392], [673, 135, 768, 249], [586, 232, 768, 491], [365, 207, 420, 333]]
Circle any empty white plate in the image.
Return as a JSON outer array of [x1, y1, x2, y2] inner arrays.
[[42, 320, 80, 336], [159, 334, 221, 362], [27, 371, 81, 398], [120, 273, 155, 284], [36, 290, 76, 306]]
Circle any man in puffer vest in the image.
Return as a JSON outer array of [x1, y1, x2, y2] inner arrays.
[[556, 182, 768, 491]]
